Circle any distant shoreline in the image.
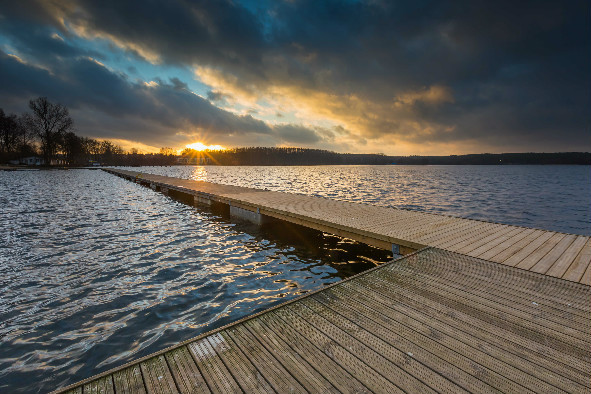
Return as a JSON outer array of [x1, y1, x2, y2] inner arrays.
[[2, 151, 590, 168]]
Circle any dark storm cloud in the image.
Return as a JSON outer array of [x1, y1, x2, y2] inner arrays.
[[0, 49, 273, 145], [42, 0, 266, 69], [0, 17, 103, 71], [274, 124, 321, 144], [0, 0, 589, 151], [169, 77, 189, 91], [206, 90, 226, 102], [264, 0, 590, 148]]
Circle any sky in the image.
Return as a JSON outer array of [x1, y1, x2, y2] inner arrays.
[[0, 0, 589, 155]]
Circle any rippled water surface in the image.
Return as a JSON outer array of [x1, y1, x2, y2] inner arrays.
[[1, 165, 589, 392], [0, 169, 389, 393]]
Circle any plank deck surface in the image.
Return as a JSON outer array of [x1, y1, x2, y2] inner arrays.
[[56, 248, 591, 393], [105, 169, 590, 284]]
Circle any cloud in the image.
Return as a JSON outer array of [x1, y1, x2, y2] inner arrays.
[[0, 0, 589, 153], [0, 50, 269, 145], [0, 43, 339, 150], [169, 77, 188, 91], [395, 86, 454, 107], [273, 124, 321, 144]]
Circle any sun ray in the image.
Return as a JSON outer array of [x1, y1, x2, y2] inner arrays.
[[185, 142, 225, 151]]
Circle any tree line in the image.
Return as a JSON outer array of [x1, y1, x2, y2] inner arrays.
[[181, 147, 393, 166], [179, 147, 590, 165], [1, 97, 121, 165], [0, 97, 179, 166]]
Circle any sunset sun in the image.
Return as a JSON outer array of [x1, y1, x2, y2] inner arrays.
[[185, 142, 225, 151]]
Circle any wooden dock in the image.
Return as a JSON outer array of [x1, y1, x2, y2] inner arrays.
[[104, 169, 590, 284], [56, 248, 590, 393], [52, 169, 591, 393]]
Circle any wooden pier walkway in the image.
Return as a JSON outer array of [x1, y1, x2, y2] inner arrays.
[[56, 248, 591, 393], [52, 169, 591, 393], [105, 169, 590, 284]]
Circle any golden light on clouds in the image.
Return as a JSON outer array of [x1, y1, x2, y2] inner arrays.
[[102, 138, 161, 153], [395, 85, 455, 107], [193, 65, 461, 154]]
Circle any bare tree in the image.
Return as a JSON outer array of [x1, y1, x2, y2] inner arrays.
[[26, 97, 73, 164], [0, 109, 20, 154], [85, 138, 101, 161], [160, 147, 175, 156], [61, 132, 85, 166]]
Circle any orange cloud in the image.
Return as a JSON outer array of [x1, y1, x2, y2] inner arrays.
[[193, 65, 462, 154], [395, 85, 455, 107], [97, 138, 161, 154]]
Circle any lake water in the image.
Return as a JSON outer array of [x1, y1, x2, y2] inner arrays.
[[0, 165, 589, 392]]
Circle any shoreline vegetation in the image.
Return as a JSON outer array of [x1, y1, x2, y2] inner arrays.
[[2, 149, 589, 168], [1, 98, 589, 167]]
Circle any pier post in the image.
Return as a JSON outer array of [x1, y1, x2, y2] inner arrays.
[[391, 243, 403, 258], [230, 204, 268, 225], [194, 195, 212, 206]]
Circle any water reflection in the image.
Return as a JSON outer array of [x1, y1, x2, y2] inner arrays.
[[0, 169, 389, 393]]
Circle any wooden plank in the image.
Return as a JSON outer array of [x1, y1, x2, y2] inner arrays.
[[308, 293, 500, 394], [502, 231, 555, 266], [515, 232, 566, 270], [379, 216, 454, 239], [402, 218, 464, 240], [188, 338, 242, 394], [359, 214, 430, 236], [463, 226, 525, 257], [243, 318, 339, 393], [416, 219, 481, 245], [377, 252, 590, 333], [333, 282, 589, 393], [206, 332, 275, 393], [374, 263, 591, 350], [165, 346, 211, 394], [271, 307, 404, 393], [225, 325, 306, 393], [300, 297, 471, 394], [432, 222, 498, 249], [140, 355, 178, 393], [477, 228, 537, 260], [531, 234, 578, 274], [257, 312, 372, 394], [113, 364, 146, 394], [562, 238, 591, 283], [395, 249, 591, 318], [413, 218, 474, 243], [581, 259, 591, 286], [487, 229, 545, 263], [288, 301, 438, 394], [444, 224, 510, 252], [83, 375, 114, 394], [419, 221, 493, 250], [331, 284, 546, 394], [455, 225, 521, 255], [343, 273, 590, 375], [341, 276, 590, 390]]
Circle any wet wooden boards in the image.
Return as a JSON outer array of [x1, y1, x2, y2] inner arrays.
[[55, 248, 591, 393]]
